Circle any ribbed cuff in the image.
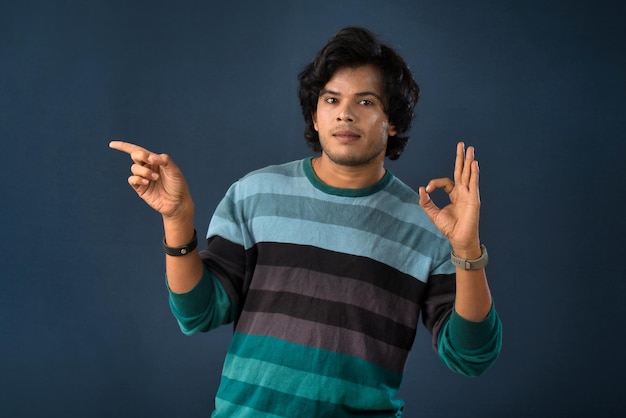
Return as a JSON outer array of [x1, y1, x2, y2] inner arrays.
[[447, 303, 499, 351], [166, 268, 212, 316]]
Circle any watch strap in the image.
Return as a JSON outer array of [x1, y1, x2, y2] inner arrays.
[[163, 230, 198, 256], [450, 244, 488, 270]]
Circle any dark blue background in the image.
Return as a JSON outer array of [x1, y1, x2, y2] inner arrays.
[[2, 1, 625, 417]]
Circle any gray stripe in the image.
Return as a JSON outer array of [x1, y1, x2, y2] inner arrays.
[[250, 265, 419, 328], [236, 311, 410, 374]]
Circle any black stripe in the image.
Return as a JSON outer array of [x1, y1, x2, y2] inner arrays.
[[421, 273, 456, 349], [200, 236, 258, 311], [249, 265, 419, 327], [256, 242, 425, 304], [243, 289, 416, 350]]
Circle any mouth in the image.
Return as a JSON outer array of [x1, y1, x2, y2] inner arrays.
[[332, 130, 361, 142]]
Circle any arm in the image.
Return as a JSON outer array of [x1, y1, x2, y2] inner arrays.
[[419, 142, 492, 321], [419, 142, 501, 375], [108, 141, 203, 294]]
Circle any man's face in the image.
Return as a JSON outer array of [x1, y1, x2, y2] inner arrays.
[[312, 65, 397, 167]]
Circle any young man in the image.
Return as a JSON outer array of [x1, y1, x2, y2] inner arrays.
[[111, 27, 501, 417]]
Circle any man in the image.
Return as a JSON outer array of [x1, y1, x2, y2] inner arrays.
[[111, 27, 501, 417]]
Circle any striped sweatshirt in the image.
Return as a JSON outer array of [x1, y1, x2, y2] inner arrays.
[[168, 158, 502, 417]]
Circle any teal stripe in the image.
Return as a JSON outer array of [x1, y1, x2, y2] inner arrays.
[[215, 377, 401, 418], [233, 168, 435, 230], [208, 194, 246, 246], [438, 304, 502, 376], [210, 215, 452, 279], [232, 160, 440, 236], [229, 332, 403, 389], [212, 206, 449, 279], [212, 400, 285, 418], [207, 159, 455, 276], [241, 160, 305, 179], [223, 354, 398, 406], [167, 268, 235, 335], [239, 193, 431, 240]]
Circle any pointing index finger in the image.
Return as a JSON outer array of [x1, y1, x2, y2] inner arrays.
[[109, 140, 160, 166], [109, 140, 146, 155]]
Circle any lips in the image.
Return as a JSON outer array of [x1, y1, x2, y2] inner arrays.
[[332, 130, 361, 141]]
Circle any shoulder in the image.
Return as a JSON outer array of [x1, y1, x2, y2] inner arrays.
[[239, 159, 305, 183], [385, 175, 420, 202], [380, 175, 445, 238], [226, 159, 308, 199]]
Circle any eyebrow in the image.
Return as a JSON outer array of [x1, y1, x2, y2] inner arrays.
[[319, 89, 384, 102]]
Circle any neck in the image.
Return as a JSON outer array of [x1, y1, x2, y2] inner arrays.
[[312, 154, 386, 189]]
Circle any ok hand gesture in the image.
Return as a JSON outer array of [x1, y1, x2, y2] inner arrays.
[[109, 141, 193, 220], [419, 142, 482, 258]]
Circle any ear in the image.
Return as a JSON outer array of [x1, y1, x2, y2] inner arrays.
[[312, 111, 319, 131], [387, 122, 397, 137]]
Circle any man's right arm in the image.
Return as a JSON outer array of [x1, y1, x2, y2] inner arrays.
[[109, 141, 205, 296], [162, 208, 204, 294]]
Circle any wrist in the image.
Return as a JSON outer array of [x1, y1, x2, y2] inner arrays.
[[450, 241, 482, 260], [162, 196, 194, 221], [451, 244, 488, 270], [164, 229, 198, 256], [163, 199, 194, 223], [451, 248, 482, 260], [162, 208, 195, 247]]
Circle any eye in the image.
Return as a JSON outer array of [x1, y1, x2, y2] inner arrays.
[[359, 99, 374, 106], [324, 97, 338, 104]]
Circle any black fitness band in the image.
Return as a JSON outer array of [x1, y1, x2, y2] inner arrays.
[[163, 230, 198, 256]]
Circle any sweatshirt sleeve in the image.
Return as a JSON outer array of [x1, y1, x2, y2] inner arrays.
[[437, 303, 502, 376], [167, 267, 237, 335]]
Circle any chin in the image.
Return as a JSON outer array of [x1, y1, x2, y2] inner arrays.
[[325, 152, 383, 167]]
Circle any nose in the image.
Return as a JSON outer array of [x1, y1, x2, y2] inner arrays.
[[337, 102, 354, 122]]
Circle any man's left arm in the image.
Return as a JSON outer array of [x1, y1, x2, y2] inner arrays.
[[419, 142, 502, 374]]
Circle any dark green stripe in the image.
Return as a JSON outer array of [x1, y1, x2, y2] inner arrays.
[[230, 332, 403, 389], [303, 157, 394, 197], [216, 376, 401, 418], [236, 311, 410, 373]]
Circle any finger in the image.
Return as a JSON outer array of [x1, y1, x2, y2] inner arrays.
[[109, 141, 150, 164], [131, 162, 160, 181], [127, 174, 149, 189], [418, 186, 440, 221], [462, 145, 475, 186], [469, 160, 480, 194], [453, 142, 465, 185], [425, 177, 455, 194], [109, 140, 149, 155]]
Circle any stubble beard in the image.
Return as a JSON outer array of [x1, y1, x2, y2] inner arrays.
[[319, 138, 388, 168]]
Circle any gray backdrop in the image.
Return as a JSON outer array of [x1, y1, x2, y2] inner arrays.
[[2, 0, 625, 417]]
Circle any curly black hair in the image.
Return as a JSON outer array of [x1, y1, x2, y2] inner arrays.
[[298, 27, 420, 160]]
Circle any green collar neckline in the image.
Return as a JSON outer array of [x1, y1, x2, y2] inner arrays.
[[302, 157, 393, 197]]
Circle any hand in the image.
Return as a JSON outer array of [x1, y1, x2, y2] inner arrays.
[[109, 141, 193, 220], [419, 142, 481, 258]]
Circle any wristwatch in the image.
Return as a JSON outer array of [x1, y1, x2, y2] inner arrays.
[[450, 244, 488, 270]]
